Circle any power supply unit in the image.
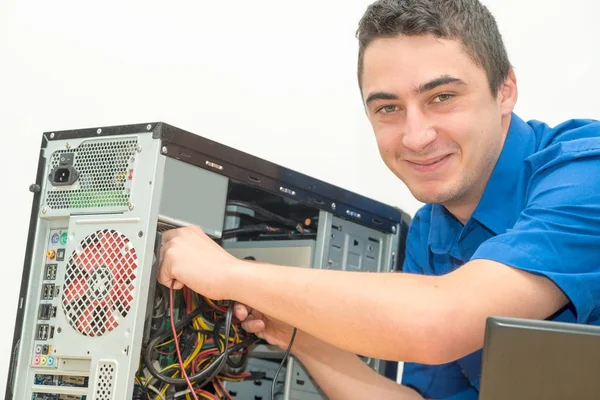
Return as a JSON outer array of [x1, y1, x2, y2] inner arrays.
[[6, 122, 411, 400]]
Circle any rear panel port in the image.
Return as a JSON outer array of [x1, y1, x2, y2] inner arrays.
[[33, 355, 40, 365], [50, 233, 60, 244], [42, 345, 49, 355], [48, 165, 79, 186], [49, 326, 55, 339], [60, 231, 68, 245], [44, 264, 57, 280], [36, 324, 49, 340], [41, 284, 55, 300], [46, 250, 56, 260], [38, 304, 53, 320], [46, 356, 55, 367], [35, 345, 42, 354], [59, 375, 88, 387]]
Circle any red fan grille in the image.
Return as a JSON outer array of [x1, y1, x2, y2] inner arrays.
[[62, 229, 138, 337]]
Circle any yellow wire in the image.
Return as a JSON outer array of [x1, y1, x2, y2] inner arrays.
[[156, 330, 183, 347]]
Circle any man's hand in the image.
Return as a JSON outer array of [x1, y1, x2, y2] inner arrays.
[[158, 226, 241, 299], [234, 303, 298, 351]]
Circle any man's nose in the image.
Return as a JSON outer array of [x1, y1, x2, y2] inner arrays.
[[402, 107, 437, 152]]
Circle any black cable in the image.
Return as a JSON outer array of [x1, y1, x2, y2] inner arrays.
[[272, 328, 297, 400], [143, 304, 260, 386]]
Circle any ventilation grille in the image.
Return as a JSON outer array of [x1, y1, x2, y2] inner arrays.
[[62, 229, 138, 337], [47, 138, 138, 209], [93, 361, 116, 400]]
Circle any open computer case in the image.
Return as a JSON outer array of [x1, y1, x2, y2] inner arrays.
[[6, 122, 411, 399]]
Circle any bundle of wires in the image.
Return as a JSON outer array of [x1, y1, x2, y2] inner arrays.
[[135, 284, 261, 400]]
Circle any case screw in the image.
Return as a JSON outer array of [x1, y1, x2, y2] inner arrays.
[[136, 144, 142, 152], [392, 226, 397, 234], [41, 206, 47, 214], [146, 124, 152, 131], [29, 184, 41, 193], [66, 143, 71, 149], [331, 202, 336, 210], [128, 203, 134, 211], [49, 132, 55, 139], [162, 146, 168, 154], [96, 128, 102, 134]]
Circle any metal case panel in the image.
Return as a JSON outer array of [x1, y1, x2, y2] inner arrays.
[[9, 131, 165, 399], [159, 157, 228, 238]]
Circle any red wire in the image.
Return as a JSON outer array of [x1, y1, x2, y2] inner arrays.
[[217, 378, 234, 400], [170, 281, 199, 400]]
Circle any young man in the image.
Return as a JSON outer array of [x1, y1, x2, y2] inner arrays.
[[158, 0, 600, 398]]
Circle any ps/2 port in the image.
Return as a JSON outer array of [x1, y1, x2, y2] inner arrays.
[[59, 231, 68, 246]]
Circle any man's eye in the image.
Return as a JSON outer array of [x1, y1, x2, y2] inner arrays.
[[433, 94, 453, 103], [378, 105, 400, 114]]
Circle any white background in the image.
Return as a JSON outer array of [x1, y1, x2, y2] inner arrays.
[[0, 0, 598, 390]]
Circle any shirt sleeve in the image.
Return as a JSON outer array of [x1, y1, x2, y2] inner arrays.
[[402, 361, 478, 399], [472, 139, 600, 322]]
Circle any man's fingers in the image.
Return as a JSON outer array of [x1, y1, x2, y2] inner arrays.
[[161, 228, 179, 243], [241, 319, 265, 333], [234, 303, 251, 321], [171, 279, 184, 290]]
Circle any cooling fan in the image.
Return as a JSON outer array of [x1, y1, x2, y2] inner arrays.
[[62, 229, 138, 337]]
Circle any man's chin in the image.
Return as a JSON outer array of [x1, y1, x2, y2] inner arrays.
[[409, 186, 456, 205]]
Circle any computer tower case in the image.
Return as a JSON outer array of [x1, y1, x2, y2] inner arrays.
[[6, 122, 411, 399]]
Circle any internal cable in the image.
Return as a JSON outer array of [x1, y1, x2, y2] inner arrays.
[[171, 281, 199, 400], [272, 327, 297, 400]]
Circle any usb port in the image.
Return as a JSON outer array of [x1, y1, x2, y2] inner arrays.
[[36, 324, 49, 340], [38, 304, 52, 320], [49, 326, 55, 339], [44, 264, 57, 280], [41, 284, 55, 300]]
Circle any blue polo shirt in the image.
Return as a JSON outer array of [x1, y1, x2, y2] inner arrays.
[[400, 113, 600, 399]]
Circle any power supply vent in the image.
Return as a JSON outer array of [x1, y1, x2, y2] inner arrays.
[[93, 361, 116, 400], [47, 138, 138, 209], [62, 229, 138, 337]]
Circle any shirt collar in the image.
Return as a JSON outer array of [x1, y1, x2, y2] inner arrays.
[[428, 113, 535, 254]]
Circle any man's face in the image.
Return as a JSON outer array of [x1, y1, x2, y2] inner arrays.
[[361, 34, 514, 208]]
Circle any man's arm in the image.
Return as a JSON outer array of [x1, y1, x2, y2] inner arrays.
[[290, 331, 424, 400], [224, 258, 567, 364]]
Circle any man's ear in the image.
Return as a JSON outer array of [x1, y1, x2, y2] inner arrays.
[[499, 68, 518, 116]]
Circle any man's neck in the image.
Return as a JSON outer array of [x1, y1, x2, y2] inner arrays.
[[443, 115, 513, 225], [443, 194, 480, 225]]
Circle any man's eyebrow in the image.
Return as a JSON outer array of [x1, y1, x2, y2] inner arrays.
[[417, 75, 465, 94], [365, 76, 466, 106], [365, 92, 399, 106]]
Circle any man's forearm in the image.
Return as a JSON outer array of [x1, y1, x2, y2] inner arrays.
[[291, 331, 423, 400], [226, 261, 449, 363]]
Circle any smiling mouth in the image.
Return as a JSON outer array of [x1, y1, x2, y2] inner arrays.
[[407, 155, 450, 166]]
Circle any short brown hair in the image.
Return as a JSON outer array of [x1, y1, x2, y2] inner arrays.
[[357, 0, 512, 94]]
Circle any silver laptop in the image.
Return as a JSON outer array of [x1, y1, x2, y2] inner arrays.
[[479, 316, 600, 400]]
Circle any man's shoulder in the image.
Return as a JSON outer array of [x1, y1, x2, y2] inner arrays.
[[525, 117, 600, 167]]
